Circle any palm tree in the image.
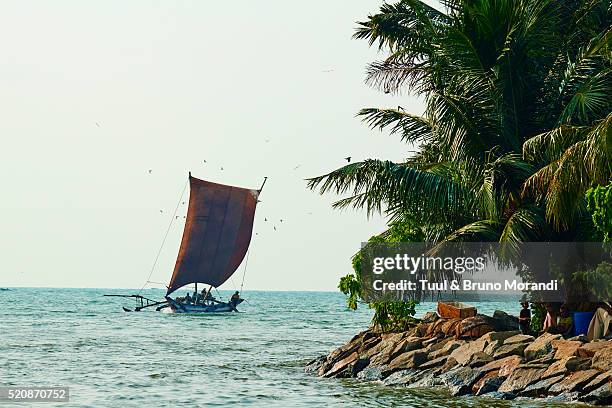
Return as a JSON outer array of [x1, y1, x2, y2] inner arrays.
[[309, 0, 610, 247], [308, 0, 611, 299]]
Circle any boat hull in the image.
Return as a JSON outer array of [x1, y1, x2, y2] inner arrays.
[[165, 296, 243, 313]]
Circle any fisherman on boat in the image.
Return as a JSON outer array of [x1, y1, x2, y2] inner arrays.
[[184, 292, 192, 304], [230, 291, 240, 306]]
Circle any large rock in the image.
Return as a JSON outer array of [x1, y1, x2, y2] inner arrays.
[[578, 341, 610, 358], [456, 315, 495, 338], [364, 333, 415, 367], [524, 333, 562, 361], [542, 356, 592, 378], [548, 369, 601, 395], [497, 366, 548, 393], [418, 355, 448, 370], [591, 343, 612, 372], [519, 374, 565, 397], [580, 383, 612, 406], [491, 310, 520, 331], [385, 349, 428, 374], [450, 337, 489, 366], [472, 370, 504, 395], [439, 356, 458, 373], [441, 366, 482, 396], [504, 334, 535, 345], [492, 343, 528, 359], [356, 366, 383, 381], [429, 340, 464, 360], [467, 351, 493, 368], [305, 355, 326, 373], [322, 351, 359, 378], [479, 355, 522, 376], [421, 311, 439, 323], [582, 370, 611, 394], [318, 330, 380, 375], [552, 339, 582, 359]]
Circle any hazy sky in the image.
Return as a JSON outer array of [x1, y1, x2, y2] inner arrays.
[[0, 1, 427, 291]]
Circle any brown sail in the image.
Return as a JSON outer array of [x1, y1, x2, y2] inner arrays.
[[166, 175, 260, 295]]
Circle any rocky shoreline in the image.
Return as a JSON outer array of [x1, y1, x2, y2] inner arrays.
[[306, 311, 612, 405]]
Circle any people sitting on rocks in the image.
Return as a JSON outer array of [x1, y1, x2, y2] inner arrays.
[[555, 304, 574, 336], [518, 301, 531, 335], [541, 302, 558, 334], [588, 301, 612, 341]]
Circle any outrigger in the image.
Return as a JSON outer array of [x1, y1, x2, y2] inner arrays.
[[106, 173, 265, 313]]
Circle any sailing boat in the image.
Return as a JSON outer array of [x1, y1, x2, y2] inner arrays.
[[107, 172, 265, 313]]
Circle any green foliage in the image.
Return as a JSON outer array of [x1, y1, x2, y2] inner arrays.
[[338, 273, 361, 310], [338, 216, 422, 332], [586, 182, 612, 242], [310, 0, 612, 297], [530, 302, 546, 333], [370, 300, 418, 332], [572, 262, 612, 300]]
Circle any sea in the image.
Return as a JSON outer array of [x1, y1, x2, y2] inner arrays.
[[0, 288, 572, 407]]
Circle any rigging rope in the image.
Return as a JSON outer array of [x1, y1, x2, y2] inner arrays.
[[240, 249, 251, 293], [137, 179, 189, 296]]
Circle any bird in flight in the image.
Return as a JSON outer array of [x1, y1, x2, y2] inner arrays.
[[203, 159, 207, 163], [280, 219, 283, 223], [220, 167, 224, 171], [293, 165, 300, 170], [159, 210, 163, 213], [345, 157, 351, 162], [148, 170, 152, 174], [274, 226, 277, 231], [264, 217, 268, 221]]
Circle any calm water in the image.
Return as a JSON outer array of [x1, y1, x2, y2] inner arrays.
[[1, 288, 572, 407]]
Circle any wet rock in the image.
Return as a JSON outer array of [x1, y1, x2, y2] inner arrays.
[[481, 391, 516, 400], [439, 356, 458, 373], [579, 382, 612, 406], [497, 366, 547, 393], [441, 366, 482, 396], [578, 340, 610, 358], [472, 370, 503, 395], [518, 374, 564, 397], [503, 334, 535, 345], [552, 339, 582, 359], [350, 358, 370, 377], [382, 368, 420, 386], [356, 366, 383, 381], [322, 351, 358, 378], [385, 349, 428, 374], [492, 342, 528, 359], [523, 333, 562, 361], [406, 368, 443, 388], [304, 355, 326, 373], [479, 355, 523, 376], [548, 369, 601, 395], [393, 336, 425, 354], [546, 391, 580, 402], [591, 343, 612, 371], [582, 370, 611, 394]]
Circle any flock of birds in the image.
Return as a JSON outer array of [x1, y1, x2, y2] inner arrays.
[[147, 154, 353, 236]]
